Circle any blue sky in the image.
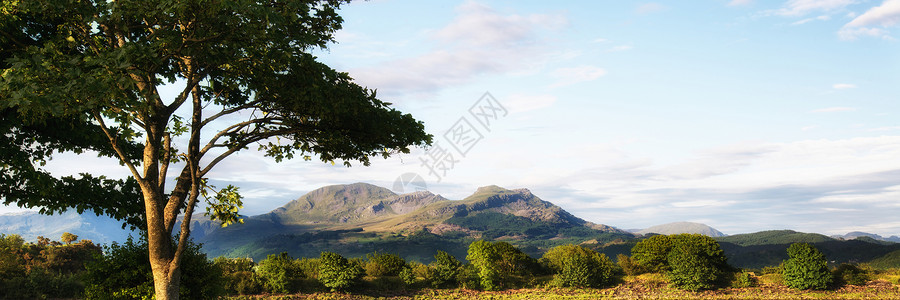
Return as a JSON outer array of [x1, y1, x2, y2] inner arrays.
[[5, 0, 900, 236]]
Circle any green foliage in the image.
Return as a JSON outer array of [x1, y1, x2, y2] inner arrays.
[[869, 250, 900, 270], [731, 272, 757, 288], [665, 234, 730, 291], [83, 236, 223, 299], [833, 263, 871, 286], [257, 252, 302, 294], [782, 243, 833, 290], [318, 252, 364, 292], [631, 235, 674, 272], [431, 250, 463, 288], [542, 244, 616, 288], [0, 234, 100, 299], [364, 252, 407, 277], [616, 253, 648, 276], [60, 232, 78, 244], [213, 257, 262, 295], [466, 240, 503, 290]]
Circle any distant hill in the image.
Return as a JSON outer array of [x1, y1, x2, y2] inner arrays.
[[196, 183, 632, 261], [0, 211, 135, 245], [712, 230, 900, 269], [832, 231, 900, 243], [636, 222, 726, 237]]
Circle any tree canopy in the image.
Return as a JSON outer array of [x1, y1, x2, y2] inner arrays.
[[0, 1, 431, 299]]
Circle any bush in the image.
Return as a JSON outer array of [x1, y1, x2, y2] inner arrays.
[[318, 251, 363, 291], [833, 263, 871, 286], [731, 272, 757, 288], [465, 240, 537, 291], [782, 243, 833, 290], [213, 257, 262, 295], [83, 236, 223, 300], [542, 244, 615, 288], [364, 252, 406, 277], [617, 254, 648, 276], [257, 252, 302, 294], [665, 234, 729, 291], [431, 250, 462, 288], [631, 235, 674, 272]]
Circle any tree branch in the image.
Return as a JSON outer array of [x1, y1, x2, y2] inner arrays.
[[92, 111, 145, 183]]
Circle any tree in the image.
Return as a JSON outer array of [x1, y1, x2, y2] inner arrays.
[[0, 1, 431, 299], [318, 251, 363, 292], [364, 252, 406, 277], [631, 234, 674, 272], [782, 243, 833, 290], [257, 252, 302, 294], [431, 250, 462, 287], [542, 244, 616, 288], [60, 232, 78, 245], [465, 240, 502, 290]]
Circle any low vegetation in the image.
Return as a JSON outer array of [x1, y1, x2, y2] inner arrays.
[[3, 232, 900, 299]]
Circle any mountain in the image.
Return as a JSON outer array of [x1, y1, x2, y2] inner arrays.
[[636, 222, 726, 237], [0, 210, 136, 245], [195, 183, 632, 261], [832, 231, 900, 243]]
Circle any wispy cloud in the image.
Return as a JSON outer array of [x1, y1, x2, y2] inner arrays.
[[772, 0, 857, 16], [549, 65, 607, 88], [636, 3, 666, 15], [839, 0, 900, 40], [811, 106, 856, 113], [349, 1, 566, 97], [833, 83, 858, 89], [607, 45, 634, 52], [791, 15, 831, 25], [729, 0, 754, 7]]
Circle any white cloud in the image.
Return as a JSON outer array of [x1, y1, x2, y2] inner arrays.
[[503, 94, 558, 113], [549, 65, 607, 88], [810, 106, 856, 113], [607, 45, 634, 52], [832, 83, 857, 89], [791, 15, 831, 25], [839, 0, 900, 40], [349, 2, 566, 97], [636, 3, 666, 15], [774, 0, 856, 16]]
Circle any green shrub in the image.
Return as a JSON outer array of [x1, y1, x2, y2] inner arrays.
[[631, 235, 674, 272], [213, 257, 262, 295], [257, 252, 302, 294], [364, 252, 406, 277], [318, 251, 363, 291], [833, 263, 871, 286], [543, 244, 615, 288], [731, 272, 757, 288], [465, 240, 537, 291], [782, 243, 833, 290], [83, 236, 223, 300], [616, 254, 647, 276], [431, 250, 462, 288], [665, 234, 729, 291]]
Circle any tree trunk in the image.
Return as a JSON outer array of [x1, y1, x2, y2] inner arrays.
[[151, 262, 181, 300]]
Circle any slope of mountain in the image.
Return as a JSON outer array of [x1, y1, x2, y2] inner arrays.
[[636, 222, 726, 237], [715, 230, 833, 246], [0, 210, 135, 245], [196, 183, 631, 261], [832, 231, 900, 243]]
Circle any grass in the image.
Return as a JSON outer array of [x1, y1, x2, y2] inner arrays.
[[226, 273, 900, 300]]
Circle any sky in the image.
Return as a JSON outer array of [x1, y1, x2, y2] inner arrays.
[[4, 0, 900, 236]]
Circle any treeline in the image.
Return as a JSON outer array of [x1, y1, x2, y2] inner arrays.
[[0, 232, 892, 299]]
